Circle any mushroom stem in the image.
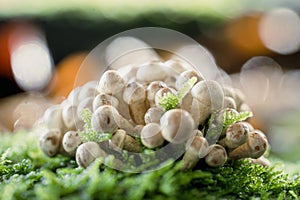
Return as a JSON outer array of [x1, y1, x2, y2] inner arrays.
[[110, 129, 141, 153], [123, 82, 148, 125], [76, 142, 107, 168], [229, 130, 268, 160], [182, 136, 209, 170]]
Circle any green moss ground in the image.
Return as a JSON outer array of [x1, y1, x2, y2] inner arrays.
[[0, 130, 299, 200]]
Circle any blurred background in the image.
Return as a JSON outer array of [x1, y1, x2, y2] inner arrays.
[[1, 0, 300, 164]]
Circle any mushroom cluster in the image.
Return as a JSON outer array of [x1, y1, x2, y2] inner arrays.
[[39, 59, 270, 170]]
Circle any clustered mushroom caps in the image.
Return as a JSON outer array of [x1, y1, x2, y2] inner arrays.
[[39, 59, 270, 170]]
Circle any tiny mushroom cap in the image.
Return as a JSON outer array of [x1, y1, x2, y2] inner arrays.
[[136, 61, 168, 83], [76, 142, 107, 168], [91, 105, 119, 133], [62, 103, 81, 130], [39, 129, 62, 157], [164, 59, 190, 74], [117, 64, 138, 83], [223, 96, 237, 110], [123, 81, 148, 125], [97, 70, 125, 94], [229, 130, 268, 160], [43, 105, 65, 131], [205, 144, 227, 167], [191, 80, 224, 111], [144, 107, 164, 124], [175, 70, 204, 90], [77, 97, 94, 118], [62, 131, 82, 156], [223, 87, 245, 108], [77, 83, 98, 102], [110, 129, 141, 153], [250, 156, 271, 167], [182, 136, 209, 170], [93, 93, 119, 111], [146, 81, 167, 107], [160, 109, 195, 144], [239, 103, 252, 113], [67, 87, 81, 106], [154, 87, 177, 109], [141, 123, 164, 149], [219, 122, 250, 149]]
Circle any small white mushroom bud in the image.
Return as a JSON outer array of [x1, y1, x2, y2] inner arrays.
[[164, 59, 190, 74], [223, 87, 245, 109], [146, 81, 167, 107], [77, 97, 94, 118], [93, 93, 119, 111], [123, 82, 148, 125], [160, 109, 194, 144], [39, 129, 62, 157], [43, 105, 65, 131], [229, 130, 268, 160], [62, 131, 82, 156], [117, 64, 138, 83], [92, 105, 135, 134], [190, 98, 212, 126], [179, 92, 193, 112], [205, 144, 227, 167], [77, 83, 98, 102], [191, 80, 224, 111], [223, 96, 237, 110], [218, 122, 249, 149], [67, 87, 81, 106], [239, 103, 252, 113], [175, 70, 204, 90], [76, 142, 107, 168], [97, 70, 130, 119], [154, 87, 177, 109], [182, 136, 209, 170], [141, 123, 164, 149], [250, 156, 271, 167], [110, 129, 141, 153], [136, 61, 168, 83], [144, 107, 164, 124], [62, 103, 82, 130]]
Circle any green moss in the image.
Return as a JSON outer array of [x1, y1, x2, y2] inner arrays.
[[0, 130, 299, 200]]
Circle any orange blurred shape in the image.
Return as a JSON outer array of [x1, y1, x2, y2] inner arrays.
[[47, 52, 90, 99], [0, 22, 14, 78], [224, 12, 269, 55]]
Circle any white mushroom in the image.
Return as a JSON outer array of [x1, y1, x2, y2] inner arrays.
[[39, 129, 62, 157], [110, 129, 141, 153], [93, 93, 119, 111], [218, 122, 249, 149], [191, 80, 224, 111], [239, 103, 252, 113], [77, 97, 94, 118], [136, 61, 168, 83], [160, 109, 195, 144], [77, 82, 98, 102], [144, 107, 164, 124], [92, 105, 135, 134], [67, 87, 81, 106], [117, 64, 138, 84], [123, 82, 148, 125], [62, 103, 82, 130], [146, 81, 167, 107], [97, 70, 130, 119], [223, 87, 245, 109], [154, 87, 177, 109], [62, 131, 82, 156], [76, 142, 107, 168], [229, 130, 268, 160], [205, 144, 227, 167], [164, 59, 190, 74], [250, 156, 271, 167], [141, 123, 164, 149], [182, 136, 209, 170], [175, 70, 204, 90], [43, 105, 65, 131], [223, 96, 237, 110]]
